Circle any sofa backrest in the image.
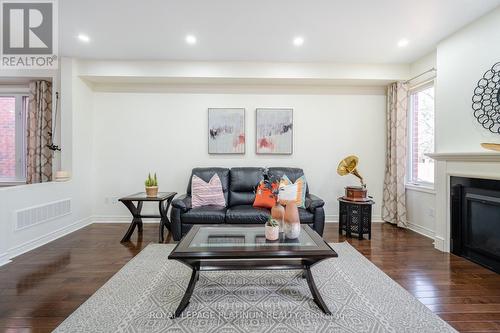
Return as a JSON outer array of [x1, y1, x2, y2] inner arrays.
[[229, 167, 264, 207], [268, 167, 309, 194], [187, 168, 230, 204]]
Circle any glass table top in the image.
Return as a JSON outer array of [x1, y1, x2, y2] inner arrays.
[[187, 226, 317, 249]]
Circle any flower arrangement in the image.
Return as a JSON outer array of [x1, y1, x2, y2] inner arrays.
[[262, 168, 281, 200]]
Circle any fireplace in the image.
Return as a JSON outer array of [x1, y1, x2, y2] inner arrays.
[[451, 177, 500, 273]]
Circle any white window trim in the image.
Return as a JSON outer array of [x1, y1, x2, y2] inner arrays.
[[405, 183, 436, 194], [0, 93, 28, 183], [407, 79, 435, 188]]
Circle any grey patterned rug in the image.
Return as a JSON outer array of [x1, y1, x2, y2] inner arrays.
[[54, 243, 456, 333]]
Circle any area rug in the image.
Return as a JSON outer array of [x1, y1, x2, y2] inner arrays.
[[54, 243, 457, 333]]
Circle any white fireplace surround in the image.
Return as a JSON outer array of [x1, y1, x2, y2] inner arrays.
[[428, 152, 500, 252]]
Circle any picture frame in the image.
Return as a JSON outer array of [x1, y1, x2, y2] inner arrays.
[[255, 108, 293, 155], [208, 108, 246, 154]]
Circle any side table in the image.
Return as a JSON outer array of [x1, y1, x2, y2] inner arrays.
[[119, 192, 176, 243], [338, 197, 375, 240]]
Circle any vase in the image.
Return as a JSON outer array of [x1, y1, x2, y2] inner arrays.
[[145, 186, 158, 197], [283, 201, 301, 239], [271, 201, 285, 232], [265, 225, 280, 241]]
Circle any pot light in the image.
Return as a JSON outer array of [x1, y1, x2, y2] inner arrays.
[[185, 35, 197, 45], [293, 36, 304, 47], [398, 38, 409, 48], [77, 34, 90, 43]]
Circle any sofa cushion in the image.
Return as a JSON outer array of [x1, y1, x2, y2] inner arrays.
[[181, 206, 226, 224], [191, 174, 226, 208], [268, 167, 309, 194], [226, 205, 270, 224], [253, 181, 278, 209], [229, 167, 264, 206], [298, 208, 314, 223], [187, 168, 230, 203], [279, 175, 307, 208]]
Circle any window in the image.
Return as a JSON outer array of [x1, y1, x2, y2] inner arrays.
[[408, 82, 435, 186], [0, 94, 28, 182]]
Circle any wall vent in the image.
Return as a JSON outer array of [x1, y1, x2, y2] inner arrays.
[[15, 199, 72, 231]]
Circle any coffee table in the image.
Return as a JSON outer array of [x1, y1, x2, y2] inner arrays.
[[168, 224, 338, 318]]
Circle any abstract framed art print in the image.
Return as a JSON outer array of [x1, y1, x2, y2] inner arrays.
[[256, 108, 293, 154], [208, 108, 245, 154]]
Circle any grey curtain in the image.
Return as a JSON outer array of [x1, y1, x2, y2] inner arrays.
[[382, 82, 409, 227], [26, 80, 53, 184]]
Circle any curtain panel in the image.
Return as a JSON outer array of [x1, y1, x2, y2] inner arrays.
[[382, 82, 409, 227], [26, 80, 53, 184]]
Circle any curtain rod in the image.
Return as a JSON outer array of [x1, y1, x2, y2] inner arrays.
[[404, 68, 436, 84]]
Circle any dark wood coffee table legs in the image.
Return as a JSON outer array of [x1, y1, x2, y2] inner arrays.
[[120, 201, 143, 243], [304, 266, 331, 315], [171, 263, 331, 318], [173, 267, 200, 318]]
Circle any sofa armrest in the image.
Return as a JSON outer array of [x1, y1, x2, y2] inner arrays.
[[171, 194, 192, 213], [305, 193, 325, 213]]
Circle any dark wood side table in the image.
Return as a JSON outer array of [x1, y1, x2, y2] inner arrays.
[[119, 192, 176, 243], [338, 197, 375, 240]]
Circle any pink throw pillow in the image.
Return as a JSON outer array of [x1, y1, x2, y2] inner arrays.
[[191, 174, 226, 208]]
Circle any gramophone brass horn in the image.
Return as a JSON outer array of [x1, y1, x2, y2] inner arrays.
[[337, 155, 365, 186]]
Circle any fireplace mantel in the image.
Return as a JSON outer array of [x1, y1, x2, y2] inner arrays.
[[427, 152, 500, 162], [426, 152, 500, 253]]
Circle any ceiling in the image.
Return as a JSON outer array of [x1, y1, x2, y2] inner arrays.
[[59, 0, 500, 64]]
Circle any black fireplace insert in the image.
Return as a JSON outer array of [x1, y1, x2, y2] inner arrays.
[[451, 177, 500, 273]]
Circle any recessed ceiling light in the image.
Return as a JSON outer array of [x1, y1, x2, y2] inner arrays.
[[185, 35, 197, 45], [293, 36, 304, 47], [398, 38, 409, 48], [77, 34, 90, 43]]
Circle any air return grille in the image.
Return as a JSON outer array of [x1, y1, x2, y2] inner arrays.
[[15, 199, 71, 230]]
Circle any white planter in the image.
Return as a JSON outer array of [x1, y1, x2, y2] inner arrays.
[[265, 225, 280, 241]]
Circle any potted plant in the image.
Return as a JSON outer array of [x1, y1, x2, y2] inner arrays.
[[145, 173, 158, 197], [265, 217, 280, 241]]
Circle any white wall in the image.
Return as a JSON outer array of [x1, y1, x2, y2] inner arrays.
[[436, 6, 500, 153], [0, 58, 94, 266], [91, 91, 386, 221]]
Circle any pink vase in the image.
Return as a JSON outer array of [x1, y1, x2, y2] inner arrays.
[[271, 202, 285, 232]]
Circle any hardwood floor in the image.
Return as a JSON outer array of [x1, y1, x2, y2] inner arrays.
[[0, 223, 499, 332]]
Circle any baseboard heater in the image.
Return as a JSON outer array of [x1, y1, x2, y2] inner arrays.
[[15, 199, 72, 231]]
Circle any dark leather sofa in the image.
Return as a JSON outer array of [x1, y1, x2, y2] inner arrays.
[[170, 167, 325, 241]]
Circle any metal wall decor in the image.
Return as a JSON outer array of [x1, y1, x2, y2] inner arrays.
[[472, 62, 500, 134]]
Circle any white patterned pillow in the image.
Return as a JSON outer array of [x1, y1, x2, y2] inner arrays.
[[191, 174, 226, 208]]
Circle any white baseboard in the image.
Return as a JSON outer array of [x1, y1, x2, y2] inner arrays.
[[434, 236, 446, 252], [0, 252, 11, 267], [6, 216, 93, 261], [407, 222, 434, 240]]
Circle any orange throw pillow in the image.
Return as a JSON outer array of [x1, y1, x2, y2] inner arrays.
[[253, 181, 277, 209]]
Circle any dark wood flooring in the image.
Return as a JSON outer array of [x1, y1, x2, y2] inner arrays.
[[0, 223, 499, 332]]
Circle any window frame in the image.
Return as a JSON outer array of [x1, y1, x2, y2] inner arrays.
[[0, 93, 28, 183], [407, 79, 435, 189]]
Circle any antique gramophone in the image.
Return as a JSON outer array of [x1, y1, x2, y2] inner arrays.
[[337, 155, 369, 201]]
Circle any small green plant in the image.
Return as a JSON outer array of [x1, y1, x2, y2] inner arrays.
[[266, 216, 279, 228], [145, 173, 158, 187]]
